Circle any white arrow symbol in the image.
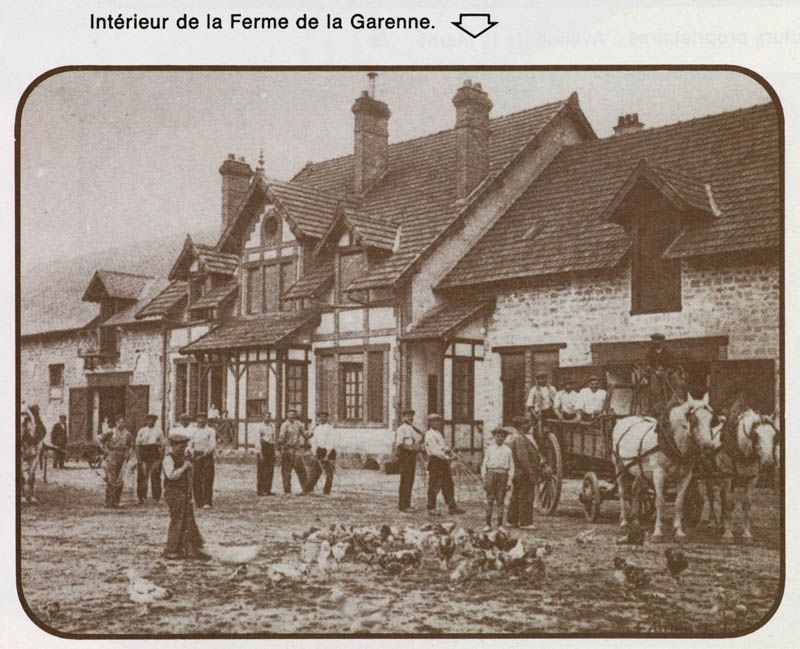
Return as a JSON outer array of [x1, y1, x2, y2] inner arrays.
[[451, 13, 498, 38]]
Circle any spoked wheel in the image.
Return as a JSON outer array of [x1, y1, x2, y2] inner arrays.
[[580, 471, 602, 522], [536, 432, 563, 515], [632, 477, 656, 524], [682, 479, 703, 529]]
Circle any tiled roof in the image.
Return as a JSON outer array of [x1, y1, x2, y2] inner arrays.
[[400, 297, 494, 341], [292, 98, 577, 290], [22, 228, 216, 337], [440, 103, 779, 288], [347, 211, 398, 251], [136, 280, 188, 319], [100, 278, 173, 327], [82, 270, 152, 302], [267, 179, 344, 239], [195, 245, 239, 275], [282, 261, 334, 300], [189, 281, 238, 310], [180, 310, 320, 353]]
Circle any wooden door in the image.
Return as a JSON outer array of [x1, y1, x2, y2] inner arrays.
[[125, 385, 150, 434], [68, 388, 89, 442], [500, 352, 525, 424]]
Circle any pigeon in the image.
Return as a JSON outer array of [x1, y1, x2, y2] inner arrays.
[[126, 568, 173, 615], [664, 547, 689, 582]]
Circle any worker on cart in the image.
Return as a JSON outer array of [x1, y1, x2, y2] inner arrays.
[[526, 372, 557, 421], [578, 376, 607, 422], [554, 379, 581, 421]]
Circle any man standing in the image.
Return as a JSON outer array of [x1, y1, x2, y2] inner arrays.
[[506, 416, 539, 530], [646, 333, 675, 416], [305, 411, 336, 495], [189, 412, 216, 509], [554, 380, 581, 421], [162, 432, 210, 561], [171, 413, 196, 450], [578, 376, 607, 421], [50, 414, 68, 469], [277, 408, 310, 494], [256, 411, 276, 496], [526, 372, 557, 421], [481, 427, 514, 531], [395, 408, 422, 512], [135, 414, 165, 504], [100, 415, 133, 508], [424, 413, 464, 516]]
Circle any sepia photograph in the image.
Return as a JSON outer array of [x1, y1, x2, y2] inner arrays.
[[17, 68, 782, 637]]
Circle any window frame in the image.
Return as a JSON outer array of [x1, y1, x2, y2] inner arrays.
[[48, 363, 64, 401], [244, 257, 297, 315]]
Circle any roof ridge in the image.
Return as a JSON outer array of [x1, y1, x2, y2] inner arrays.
[[97, 269, 154, 280]]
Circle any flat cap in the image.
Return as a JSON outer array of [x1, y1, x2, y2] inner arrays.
[[588, 374, 601, 382], [402, 408, 416, 416], [536, 371, 549, 379], [145, 413, 158, 420], [427, 413, 443, 421], [491, 427, 512, 437]]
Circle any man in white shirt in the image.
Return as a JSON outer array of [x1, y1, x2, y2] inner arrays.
[[190, 412, 217, 509], [424, 413, 464, 516], [526, 372, 557, 421], [481, 427, 514, 531], [578, 376, 608, 421], [170, 412, 196, 451], [207, 403, 221, 421], [395, 408, 422, 512], [256, 411, 276, 496], [135, 414, 166, 504], [554, 379, 581, 421], [305, 411, 336, 495]]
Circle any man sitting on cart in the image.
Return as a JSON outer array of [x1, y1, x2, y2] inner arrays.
[[554, 379, 581, 421], [578, 375, 607, 422], [526, 372, 556, 431]]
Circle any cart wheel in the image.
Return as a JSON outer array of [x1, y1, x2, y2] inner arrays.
[[536, 432, 563, 515], [580, 471, 602, 522], [683, 479, 703, 529]]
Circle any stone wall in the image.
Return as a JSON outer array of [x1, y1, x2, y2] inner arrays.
[[477, 256, 780, 431]]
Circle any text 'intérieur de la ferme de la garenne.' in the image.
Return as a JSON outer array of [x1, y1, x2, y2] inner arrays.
[[88, 12, 435, 31]]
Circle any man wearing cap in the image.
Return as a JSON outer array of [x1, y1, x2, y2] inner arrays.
[[481, 427, 514, 531], [135, 414, 165, 504], [277, 408, 310, 494], [647, 333, 674, 373], [645, 333, 676, 416], [100, 415, 133, 508], [506, 416, 539, 529], [162, 432, 210, 561], [526, 372, 557, 422], [578, 376, 607, 421], [171, 412, 196, 450], [256, 411, 276, 496], [50, 414, 68, 469], [305, 411, 336, 495], [189, 412, 216, 509], [554, 380, 581, 421], [395, 408, 422, 512], [424, 413, 464, 516]]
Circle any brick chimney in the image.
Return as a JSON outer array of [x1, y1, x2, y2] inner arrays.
[[352, 73, 391, 195], [219, 154, 253, 230], [613, 113, 644, 136], [452, 80, 493, 201]]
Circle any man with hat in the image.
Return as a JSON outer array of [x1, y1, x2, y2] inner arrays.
[[305, 411, 336, 495], [171, 412, 196, 449], [277, 408, 310, 494], [506, 415, 539, 529], [526, 372, 557, 423], [394, 408, 422, 512], [135, 413, 166, 504], [100, 415, 134, 508], [645, 333, 677, 416], [578, 376, 607, 421], [554, 379, 581, 421], [50, 414, 68, 469], [647, 333, 674, 373], [162, 432, 209, 560], [256, 411, 276, 496], [189, 412, 216, 509], [424, 413, 464, 516], [481, 427, 514, 531]]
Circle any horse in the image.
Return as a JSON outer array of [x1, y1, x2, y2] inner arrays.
[[612, 393, 720, 542], [699, 408, 779, 544], [20, 404, 47, 503]]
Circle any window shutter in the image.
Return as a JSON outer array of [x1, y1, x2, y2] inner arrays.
[[367, 351, 385, 423], [188, 363, 198, 416], [125, 385, 150, 433], [68, 388, 89, 442], [317, 354, 338, 422]]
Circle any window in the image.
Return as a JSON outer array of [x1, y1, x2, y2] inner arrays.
[[280, 261, 296, 311], [264, 263, 280, 313], [175, 361, 224, 419], [285, 362, 307, 418], [99, 326, 118, 355], [246, 259, 296, 314], [48, 363, 64, 400], [338, 251, 368, 303], [247, 267, 263, 314], [189, 275, 206, 305], [318, 348, 387, 424], [262, 215, 279, 245], [631, 212, 682, 314], [341, 363, 363, 420], [452, 358, 474, 424], [367, 351, 384, 422], [246, 363, 268, 419]]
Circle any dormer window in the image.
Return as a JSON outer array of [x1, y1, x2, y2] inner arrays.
[[631, 210, 682, 314], [189, 274, 206, 305], [338, 250, 367, 304]]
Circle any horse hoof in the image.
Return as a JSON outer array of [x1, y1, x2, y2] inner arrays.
[[673, 534, 687, 544], [651, 534, 665, 544]]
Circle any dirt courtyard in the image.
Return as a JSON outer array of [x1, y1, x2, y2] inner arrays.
[[19, 458, 782, 637]]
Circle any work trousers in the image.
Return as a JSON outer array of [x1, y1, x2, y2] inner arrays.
[[305, 448, 336, 494], [192, 454, 215, 507], [257, 441, 276, 495], [281, 448, 308, 494], [427, 456, 457, 512], [164, 485, 204, 557], [105, 451, 127, 507], [137, 445, 163, 502], [52, 446, 66, 468], [397, 448, 417, 510], [507, 476, 535, 527], [484, 469, 509, 526]]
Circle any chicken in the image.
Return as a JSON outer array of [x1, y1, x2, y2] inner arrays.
[[328, 586, 348, 605], [437, 534, 457, 569], [126, 568, 173, 615], [42, 601, 61, 624], [300, 541, 319, 563], [266, 562, 307, 585], [342, 595, 399, 632], [507, 539, 525, 561], [612, 557, 650, 592], [575, 528, 597, 545], [664, 547, 689, 582], [524, 556, 546, 583], [450, 558, 481, 585], [317, 540, 332, 580], [203, 543, 261, 579], [617, 523, 646, 546], [534, 544, 553, 560], [331, 541, 352, 562]]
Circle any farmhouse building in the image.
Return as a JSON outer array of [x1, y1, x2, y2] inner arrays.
[[21, 77, 780, 455]]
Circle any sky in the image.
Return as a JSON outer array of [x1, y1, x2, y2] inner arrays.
[[19, 70, 772, 269]]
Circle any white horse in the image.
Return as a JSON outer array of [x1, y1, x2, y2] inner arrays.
[[612, 394, 720, 542], [701, 409, 779, 544]]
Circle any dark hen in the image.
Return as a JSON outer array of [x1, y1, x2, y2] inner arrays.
[[665, 547, 689, 581]]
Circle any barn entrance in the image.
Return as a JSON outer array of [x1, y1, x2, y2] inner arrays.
[[98, 386, 126, 433], [69, 375, 150, 442]]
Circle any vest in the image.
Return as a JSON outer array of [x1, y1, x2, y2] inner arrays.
[[164, 452, 189, 490]]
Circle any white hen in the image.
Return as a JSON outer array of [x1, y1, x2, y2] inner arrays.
[[126, 568, 172, 615], [203, 543, 261, 579]]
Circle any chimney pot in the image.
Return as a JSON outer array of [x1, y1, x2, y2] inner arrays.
[[617, 115, 625, 126], [227, 153, 235, 160], [219, 155, 254, 230], [352, 82, 391, 195], [613, 112, 645, 136], [452, 80, 493, 200]]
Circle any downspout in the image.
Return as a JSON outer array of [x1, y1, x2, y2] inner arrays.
[[161, 323, 168, 429]]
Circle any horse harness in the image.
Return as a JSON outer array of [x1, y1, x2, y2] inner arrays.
[[709, 414, 776, 479]]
